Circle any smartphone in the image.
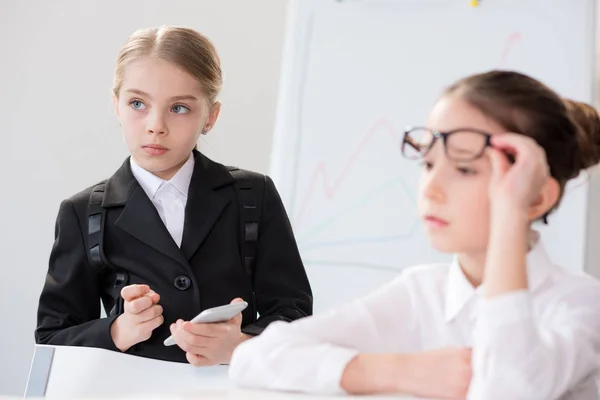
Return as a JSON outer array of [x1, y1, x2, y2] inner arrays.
[[163, 301, 248, 346]]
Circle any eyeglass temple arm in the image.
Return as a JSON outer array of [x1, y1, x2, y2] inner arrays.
[[404, 135, 421, 152]]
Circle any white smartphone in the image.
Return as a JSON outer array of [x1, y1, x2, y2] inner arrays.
[[163, 301, 248, 346]]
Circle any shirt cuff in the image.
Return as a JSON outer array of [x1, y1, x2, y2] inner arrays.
[[477, 290, 532, 330], [315, 345, 360, 395]]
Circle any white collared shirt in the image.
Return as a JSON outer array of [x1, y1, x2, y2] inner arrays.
[[129, 154, 195, 247], [229, 232, 600, 399]]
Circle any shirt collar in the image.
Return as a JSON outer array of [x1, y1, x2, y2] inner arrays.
[[444, 230, 552, 322], [167, 153, 195, 196], [129, 153, 195, 200]]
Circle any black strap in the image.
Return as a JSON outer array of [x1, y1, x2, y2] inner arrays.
[[87, 182, 107, 274], [87, 182, 128, 316], [228, 167, 264, 326], [228, 167, 262, 284]]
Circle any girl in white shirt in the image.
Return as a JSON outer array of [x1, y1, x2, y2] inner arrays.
[[229, 70, 600, 400]]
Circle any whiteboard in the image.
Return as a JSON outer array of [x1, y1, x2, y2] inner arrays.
[[270, 0, 597, 312]]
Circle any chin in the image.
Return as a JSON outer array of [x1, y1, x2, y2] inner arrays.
[[426, 235, 462, 254]]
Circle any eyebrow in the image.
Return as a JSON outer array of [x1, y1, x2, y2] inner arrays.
[[450, 146, 477, 155], [124, 89, 198, 102]]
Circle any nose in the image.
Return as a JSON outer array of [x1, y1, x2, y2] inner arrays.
[[146, 109, 167, 135], [421, 164, 446, 204]]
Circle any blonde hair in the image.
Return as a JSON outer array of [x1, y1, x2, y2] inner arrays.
[[113, 25, 223, 104]]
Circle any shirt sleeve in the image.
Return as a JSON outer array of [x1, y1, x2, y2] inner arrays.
[[229, 274, 420, 395], [469, 285, 600, 400]]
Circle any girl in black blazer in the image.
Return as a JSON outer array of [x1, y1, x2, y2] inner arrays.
[[35, 25, 313, 365]]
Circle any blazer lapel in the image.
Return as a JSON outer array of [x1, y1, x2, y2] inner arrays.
[[180, 151, 233, 260], [103, 158, 189, 269]]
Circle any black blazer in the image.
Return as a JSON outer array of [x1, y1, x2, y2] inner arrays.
[[35, 151, 313, 362]]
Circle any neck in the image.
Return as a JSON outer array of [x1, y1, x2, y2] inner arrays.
[[457, 250, 487, 288], [132, 154, 190, 181], [154, 161, 185, 181]]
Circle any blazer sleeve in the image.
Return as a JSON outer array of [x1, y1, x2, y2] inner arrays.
[[241, 176, 313, 336], [34, 199, 120, 351]]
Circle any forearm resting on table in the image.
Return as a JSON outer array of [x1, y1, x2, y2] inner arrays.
[[341, 353, 405, 394]]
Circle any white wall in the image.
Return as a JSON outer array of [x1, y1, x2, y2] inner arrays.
[[0, 0, 288, 395]]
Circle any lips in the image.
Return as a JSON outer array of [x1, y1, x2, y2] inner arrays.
[[142, 144, 169, 156], [143, 144, 168, 150], [423, 215, 449, 228]]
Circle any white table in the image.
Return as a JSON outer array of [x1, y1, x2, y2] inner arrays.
[[24, 345, 421, 399]]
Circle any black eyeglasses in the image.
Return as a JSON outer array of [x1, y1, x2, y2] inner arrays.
[[401, 127, 493, 162]]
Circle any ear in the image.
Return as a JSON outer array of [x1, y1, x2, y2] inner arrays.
[[203, 101, 221, 134], [528, 177, 560, 222], [112, 94, 120, 121]]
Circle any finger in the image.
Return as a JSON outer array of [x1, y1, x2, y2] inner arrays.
[[125, 295, 154, 314], [121, 284, 150, 302], [228, 298, 244, 326], [139, 313, 164, 332], [492, 135, 550, 181], [490, 134, 538, 163], [182, 321, 227, 338], [131, 304, 163, 324], [146, 290, 160, 304], [174, 331, 217, 354], [490, 132, 536, 150], [179, 325, 213, 342], [173, 320, 212, 341], [172, 323, 219, 354], [486, 147, 511, 182], [186, 352, 213, 367]]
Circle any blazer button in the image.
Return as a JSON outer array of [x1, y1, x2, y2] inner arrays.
[[173, 275, 191, 291]]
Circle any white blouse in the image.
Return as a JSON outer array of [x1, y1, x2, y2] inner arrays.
[[229, 233, 600, 399]]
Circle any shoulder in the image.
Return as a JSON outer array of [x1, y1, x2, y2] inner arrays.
[[66, 180, 107, 206], [198, 152, 270, 187], [368, 263, 452, 300], [545, 264, 600, 305], [56, 180, 107, 221], [225, 165, 269, 186]]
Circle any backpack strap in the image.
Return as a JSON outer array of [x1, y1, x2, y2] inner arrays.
[[87, 182, 108, 274], [87, 182, 128, 316], [228, 167, 265, 327], [227, 167, 263, 284]]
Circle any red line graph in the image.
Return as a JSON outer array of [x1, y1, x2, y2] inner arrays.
[[293, 119, 403, 228], [495, 32, 522, 68], [293, 33, 522, 229]]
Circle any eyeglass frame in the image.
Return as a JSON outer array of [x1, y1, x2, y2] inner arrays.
[[401, 126, 493, 162]]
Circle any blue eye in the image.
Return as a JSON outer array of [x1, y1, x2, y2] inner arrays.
[[130, 100, 146, 110], [172, 104, 190, 114]]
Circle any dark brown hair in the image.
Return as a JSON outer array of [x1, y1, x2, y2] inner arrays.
[[443, 70, 600, 220]]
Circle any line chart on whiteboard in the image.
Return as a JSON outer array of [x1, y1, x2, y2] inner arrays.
[[285, 24, 524, 271]]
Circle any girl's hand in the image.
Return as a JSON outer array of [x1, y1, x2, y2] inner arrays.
[[487, 133, 550, 215]]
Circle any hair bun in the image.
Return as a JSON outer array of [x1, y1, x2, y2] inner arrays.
[[563, 98, 600, 173]]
